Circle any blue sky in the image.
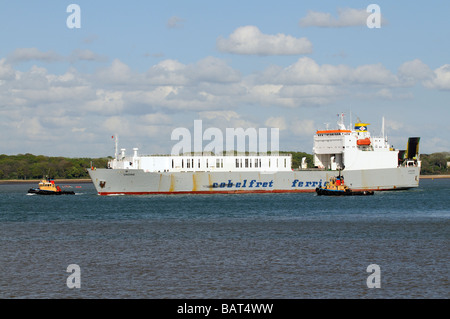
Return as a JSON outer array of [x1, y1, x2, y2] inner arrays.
[[0, 0, 449, 157]]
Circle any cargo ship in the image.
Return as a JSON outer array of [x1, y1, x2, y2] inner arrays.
[[88, 115, 421, 195]]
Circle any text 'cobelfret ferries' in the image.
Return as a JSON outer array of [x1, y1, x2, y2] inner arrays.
[[212, 179, 325, 188]]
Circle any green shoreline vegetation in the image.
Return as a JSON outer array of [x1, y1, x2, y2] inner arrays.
[[419, 152, 450, 175], [0, 154, 110, 180], [0, 152, 448, 181]]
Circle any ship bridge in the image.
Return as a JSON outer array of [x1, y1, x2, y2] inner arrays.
[[313, 116, 398, 171]]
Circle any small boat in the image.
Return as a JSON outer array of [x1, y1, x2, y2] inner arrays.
[[28, 177, 75, 195], [316, 172, 374, 196]]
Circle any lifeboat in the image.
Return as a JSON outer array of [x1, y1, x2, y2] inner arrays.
[[357, 138, 371, 146]]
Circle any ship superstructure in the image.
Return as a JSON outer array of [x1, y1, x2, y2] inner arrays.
[[109, 148, 292, 173], [313, 115, 400, 171]]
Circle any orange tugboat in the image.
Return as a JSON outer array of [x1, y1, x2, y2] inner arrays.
[[316, 172, 374, 196], [28, 177, 75, 195]]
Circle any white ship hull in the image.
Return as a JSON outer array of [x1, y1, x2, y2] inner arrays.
[[88, 166, 420, 195]]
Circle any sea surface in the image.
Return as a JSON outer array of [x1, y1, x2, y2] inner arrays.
[[0, 179, 448, 299]]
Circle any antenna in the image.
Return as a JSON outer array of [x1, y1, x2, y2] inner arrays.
[[349, 111, 352, 130], [381, 116, 385, 140], [337, 112, 346, 130], [114, 134, 119, 160]]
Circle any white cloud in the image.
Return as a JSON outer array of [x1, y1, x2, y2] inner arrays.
[[352, 63, 397, 85], [299, 7, 386, 28], [0, 52, 448, 156], [398, 59, 434, 80], [290, 119, 316, 136], [84, 90, 125, 115], [385, 119, 405, 131], [101, 115, 170, 140], [83, 35, 99, 44], [258, 57, 352, 85], [0, 63, 97, 111], [23, 117, 46, 137], [187, 56, 241, 83], [140, 113, 172, 125], [7, 48, 63, 63], [96, 59, 134, 85], [424, 64, 450, 90], [0, 55, 442, 119], [70, 49, 107, 62], [146, 59, 188, 86], [198, 111, 240, 121], [279, 85, 341, 98], [256, 57, 398, 86], [0, 58, 15, 80], [217, 26, 312, 55], [167, 16, 185, 29], [20, 85, 93, 104], [245, 84, 298, 108], [375, 88, 393, 99], [6, 47, 108, 65], [265, 116, 287, 131], [425, 137, 450, 153], [398, 59, 434, 87]]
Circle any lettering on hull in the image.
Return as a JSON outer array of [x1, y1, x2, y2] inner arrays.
[[212, 179, 274, 189], [211, 179, 324, 189]]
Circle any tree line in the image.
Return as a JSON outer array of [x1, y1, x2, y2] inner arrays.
[[419, 152, 450, 175], [0, 153, 110, 180], [0, 151, 447, 180]]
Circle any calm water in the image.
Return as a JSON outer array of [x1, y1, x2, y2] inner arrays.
[[0, 179, 448, 299]]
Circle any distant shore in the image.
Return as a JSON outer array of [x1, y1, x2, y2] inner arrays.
[[419, 175, 450, 179]]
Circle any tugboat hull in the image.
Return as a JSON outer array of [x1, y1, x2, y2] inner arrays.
[[28, 188, 75, 195], [315, 187, 374, 196]]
